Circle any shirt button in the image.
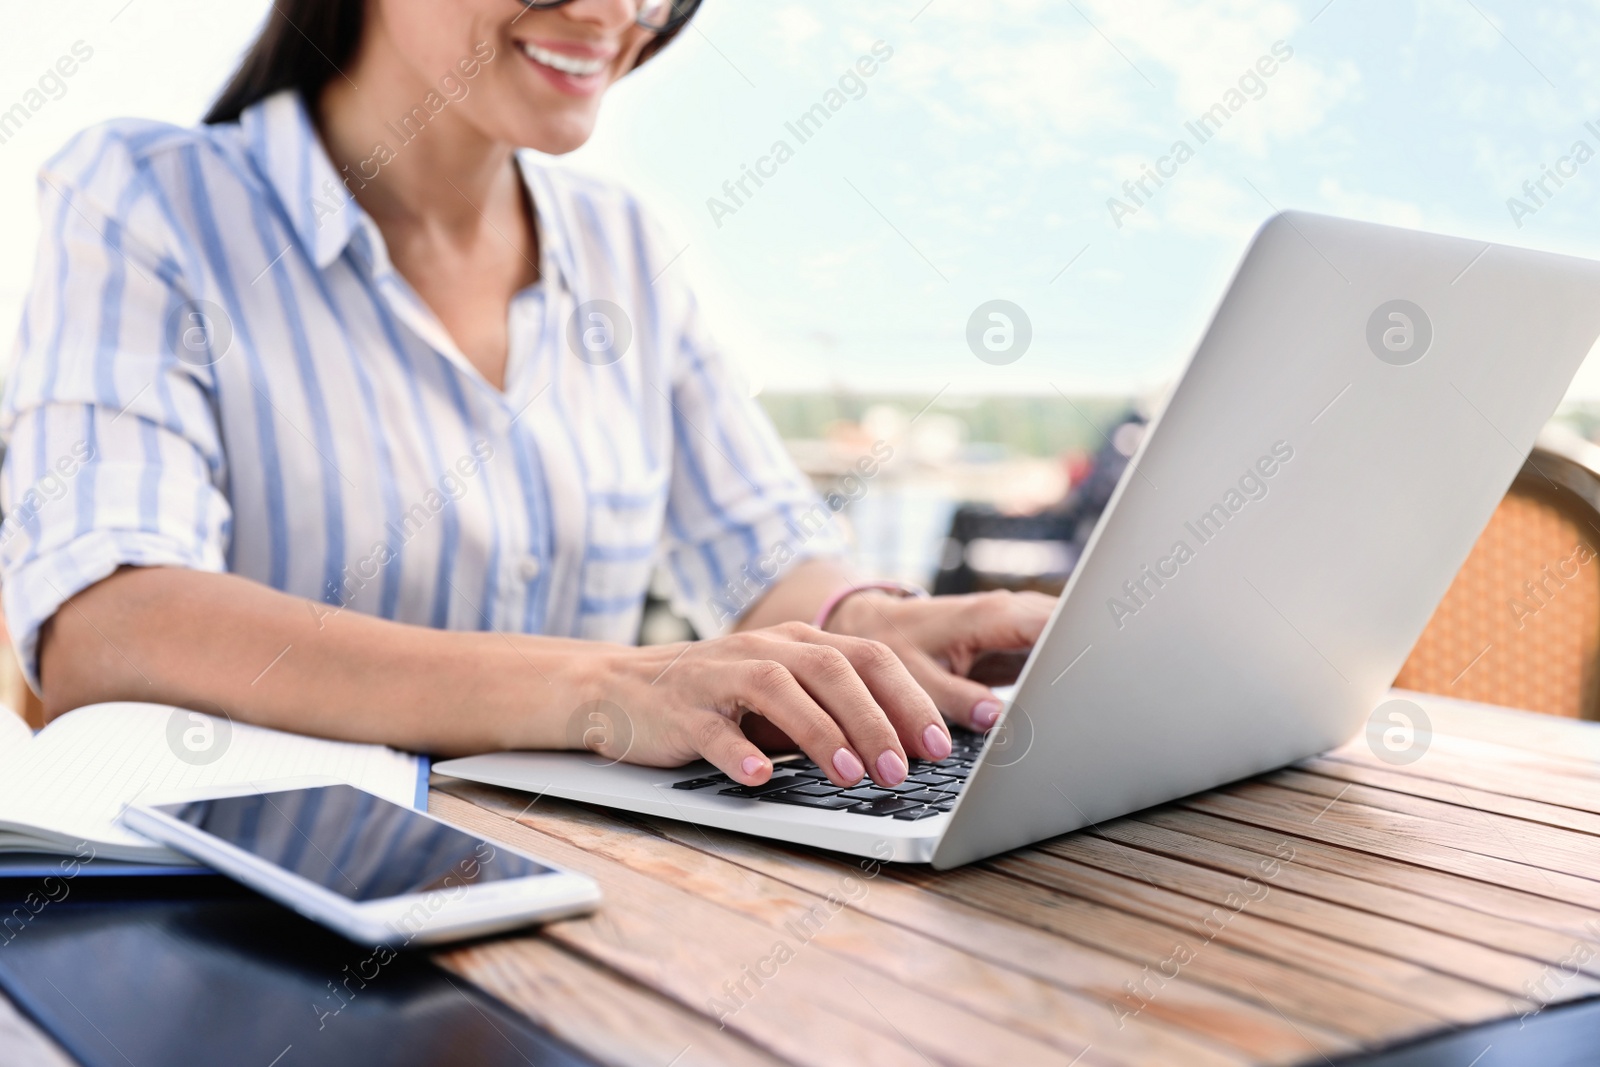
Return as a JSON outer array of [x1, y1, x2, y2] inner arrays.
[[518, 556, 542, 582]]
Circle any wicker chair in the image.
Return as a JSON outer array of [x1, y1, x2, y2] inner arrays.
[[1395, 430, 1600, 720]]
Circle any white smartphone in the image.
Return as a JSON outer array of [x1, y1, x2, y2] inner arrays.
[[122, 778, 600, 947]]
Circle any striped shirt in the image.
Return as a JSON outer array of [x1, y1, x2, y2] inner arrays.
[[0, 89, 842, 685]]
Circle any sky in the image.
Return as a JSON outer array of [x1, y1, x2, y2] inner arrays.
[[6, 1, 1600, 398]]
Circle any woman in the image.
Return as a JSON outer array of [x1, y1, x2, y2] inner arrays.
[[0, 0, 1052, 793]]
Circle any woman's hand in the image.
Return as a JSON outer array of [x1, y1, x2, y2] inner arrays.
[[580, 622, 953, 789], [823, 589, 1057, 731]]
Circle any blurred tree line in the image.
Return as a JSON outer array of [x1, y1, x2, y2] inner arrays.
[[756, 392, 1138, 459]]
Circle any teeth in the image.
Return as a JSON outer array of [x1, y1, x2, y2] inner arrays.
[[519, 42, 607, 77]]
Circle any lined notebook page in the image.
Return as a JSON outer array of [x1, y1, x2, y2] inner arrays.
[[0, 708, 31, 760], [0, 703, 421, 862]]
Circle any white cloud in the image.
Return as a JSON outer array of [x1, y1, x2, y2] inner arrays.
[[1313, 177, 1425, 228], [1159, 169, 1263, 238], [768, 4, 825, 66], [774, 5, 823, 43], [888, 30, 1139, 140]]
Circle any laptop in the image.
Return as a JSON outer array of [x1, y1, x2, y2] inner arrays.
[[436, 212, 1600, 869]]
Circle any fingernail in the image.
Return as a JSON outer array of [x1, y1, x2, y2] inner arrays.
[[832, 748, 865, 784], [973, 699, 1003, 729], [923, 723, 952, 760], [875, 749, 907, 785], [741, 755, 766, 779]]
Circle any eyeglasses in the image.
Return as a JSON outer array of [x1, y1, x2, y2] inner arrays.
[[518, 0, 702, 33]]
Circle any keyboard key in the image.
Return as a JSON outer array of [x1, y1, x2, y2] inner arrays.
[[847, 796, 924, 817], [892, 806, 944, 821], [907, 772, 956, 787], [788, 782, 845, 797], [671, 774, 728, 790], [842, 787, 893, 801], [900, 789, 950, 805], [759, 791, 859, 810], [718, 775, 805, 798]]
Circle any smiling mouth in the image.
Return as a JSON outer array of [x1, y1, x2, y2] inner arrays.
[[518, 41, 610, 77]]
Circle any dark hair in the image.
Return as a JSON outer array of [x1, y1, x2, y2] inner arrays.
[[204, 0, 687, 125]]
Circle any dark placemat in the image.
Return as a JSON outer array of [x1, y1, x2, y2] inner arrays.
[[0, 878, 596, 1067], [1329, 996, 1600, 1067]]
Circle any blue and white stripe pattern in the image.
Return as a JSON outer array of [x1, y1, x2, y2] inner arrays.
[[0, 89, 841, 684]]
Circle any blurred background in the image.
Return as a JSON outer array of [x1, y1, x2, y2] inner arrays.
[[9, 0, 1600, 655]]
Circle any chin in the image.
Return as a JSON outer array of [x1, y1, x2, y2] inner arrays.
[[533, 125, 597, 155], [507, 114, 599, 156]]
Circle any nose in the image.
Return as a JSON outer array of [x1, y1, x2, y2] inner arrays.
[[554, 0, 641, 32]]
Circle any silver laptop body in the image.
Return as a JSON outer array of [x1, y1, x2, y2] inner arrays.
[[435, 212, 1600, 869]]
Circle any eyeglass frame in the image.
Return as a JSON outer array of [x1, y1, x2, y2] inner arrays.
[[517, 0, 702, 34]]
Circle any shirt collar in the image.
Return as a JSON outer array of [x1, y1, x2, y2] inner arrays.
[[240, 90, 577, 290], [515, 153, 577, 294], [241, 90, 362, 271]]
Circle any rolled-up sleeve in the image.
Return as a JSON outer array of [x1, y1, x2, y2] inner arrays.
[[659, 293, 845, 637], [0, 129, 230, 686]]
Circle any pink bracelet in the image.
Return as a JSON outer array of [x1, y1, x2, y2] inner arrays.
[[813, 580, 929, 632]]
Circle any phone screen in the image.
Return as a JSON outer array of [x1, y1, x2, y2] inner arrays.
[[158, 784, 551, 902]]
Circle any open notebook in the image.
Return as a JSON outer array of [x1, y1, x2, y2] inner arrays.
[[0, 703, 426, 875]]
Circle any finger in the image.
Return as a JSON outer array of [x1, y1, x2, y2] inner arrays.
[[924, 592, 1056, 674], [686, 711, 774, 786], [966, 648, 1031, 687], [793, 626, 949, 764], [732, 660, 866, 787], [974, 590, 1056, 650], [764, 635, 911, 785], [900, 648, 1006, 732], [739, 714, 796, 752]]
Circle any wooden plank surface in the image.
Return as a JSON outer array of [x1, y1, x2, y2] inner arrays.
[[5, 693, 1600, 1066], [427, 695, 1600, 1065], [634, 811, 1339, 1065]]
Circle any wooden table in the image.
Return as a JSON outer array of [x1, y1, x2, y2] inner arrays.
[[427, 692, 1600, 1067], [8, 690, 1600, 1065]]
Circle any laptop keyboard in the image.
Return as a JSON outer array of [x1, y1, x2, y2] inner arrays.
[[670, 729, 985, 821]]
